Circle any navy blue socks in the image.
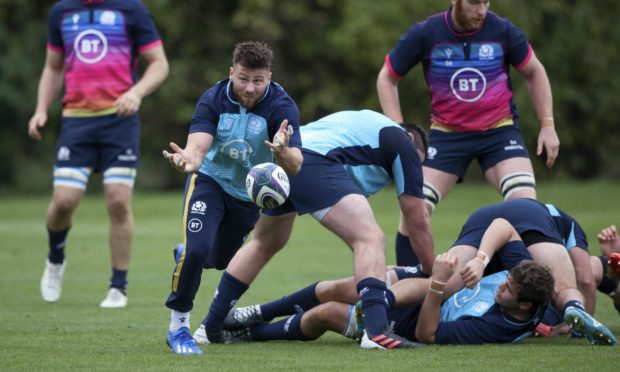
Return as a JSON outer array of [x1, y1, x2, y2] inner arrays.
[[261, 282, 320, 321], [395, 231, 419, 266], [356, 277, 388, 336], [47, 227, 69, 264], [203, 271, 249, 334]]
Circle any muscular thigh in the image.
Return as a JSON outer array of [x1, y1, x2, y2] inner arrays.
[[528, 242, 577, 290], [320, 194, 383, 248]]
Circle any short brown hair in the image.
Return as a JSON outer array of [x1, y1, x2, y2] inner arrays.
[[510, 260, 554, 308], [232, 41, 273, 70]]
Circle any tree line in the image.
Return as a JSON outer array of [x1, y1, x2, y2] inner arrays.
[[1, 0, 618, 193]]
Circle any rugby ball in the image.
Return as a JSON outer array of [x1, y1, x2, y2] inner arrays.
[[245, 163, 290, 209]]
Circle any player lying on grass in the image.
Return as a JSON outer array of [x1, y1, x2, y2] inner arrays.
[[215, 218, 617, 346]]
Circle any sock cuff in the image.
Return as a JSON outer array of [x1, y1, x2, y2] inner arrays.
[[222, 271, 249, 292], [356, 277, 387, 293]]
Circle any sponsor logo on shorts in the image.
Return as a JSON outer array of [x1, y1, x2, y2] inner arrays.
[[191, 201, 207, 215], [427, 147, 437, 160], [118, 149, 137, 162], [188, 218, 203, 233], [504, 139, 524, 151], [58, 146, 71, 161]]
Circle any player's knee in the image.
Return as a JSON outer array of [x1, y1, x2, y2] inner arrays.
[[423, 182, 442, 212], [500, 172, 536, 200]]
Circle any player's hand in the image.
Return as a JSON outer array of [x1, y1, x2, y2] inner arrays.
[[460, 257, 485, 288], [537, 125, 560, 168], [114, 88, 143, 117], [163, 142, 199, 173], [28, 112, 48, 140], [264, 119, 293, 154], [598, 225, 620, 256], [430, 252, 457, 283]]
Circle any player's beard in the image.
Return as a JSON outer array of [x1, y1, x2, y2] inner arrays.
[[453, 0, 484, 32]]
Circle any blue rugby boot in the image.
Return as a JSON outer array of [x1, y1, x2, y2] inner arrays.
[[173, 243, 184, 264], [166, 327, 204, 354], [564, 306, 618, 346]]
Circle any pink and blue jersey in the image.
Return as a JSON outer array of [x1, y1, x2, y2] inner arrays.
[[47, 0, 162, 116], [386, 8, 532, 132]]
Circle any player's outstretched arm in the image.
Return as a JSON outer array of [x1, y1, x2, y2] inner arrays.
[[162, 132, 212, 173], [265, 119, 303, 175]]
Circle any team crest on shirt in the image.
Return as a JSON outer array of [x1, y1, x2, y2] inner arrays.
[[100, 11, 116, 26], [247, 117, 263, 135], [190, 201, 207, 215], [478, 44, 495, 60], [74, 29, 108, 64]]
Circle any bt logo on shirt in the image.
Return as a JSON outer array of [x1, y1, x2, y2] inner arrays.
[[74, 29, 108, 64]]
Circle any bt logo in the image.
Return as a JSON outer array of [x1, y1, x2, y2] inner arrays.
[[450, 67, 487, 103], [74, 29, 108, 64]]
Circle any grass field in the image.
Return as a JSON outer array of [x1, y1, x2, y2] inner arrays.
[[1, 181, 619, 371]]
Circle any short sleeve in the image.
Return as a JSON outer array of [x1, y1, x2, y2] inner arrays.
[[130, 0, 162, 51], [386, 21, 426, 78], [47, 4, 64, 50], [189, 90, 219, 136], [506, 21, 531, 68]]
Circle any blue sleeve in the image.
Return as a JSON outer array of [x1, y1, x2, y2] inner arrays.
[[189, 89, 218, 136], [130, 0, 162, 48], [506, 21, 530, 67], [487, 240, 532, 275], [381, 127, 423, 198], [270, 94, 302, 149], [387, 21, 426, 77], [47, 4, 63, 49]]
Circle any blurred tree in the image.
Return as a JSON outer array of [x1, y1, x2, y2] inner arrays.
[[1, 0, 619, 194]]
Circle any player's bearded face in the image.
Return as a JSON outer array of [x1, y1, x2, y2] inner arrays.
[[453, 0, 489, 32], [230, 64, 272, 109]]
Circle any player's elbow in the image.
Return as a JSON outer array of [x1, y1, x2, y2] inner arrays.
[[415, 329, 435, 344]]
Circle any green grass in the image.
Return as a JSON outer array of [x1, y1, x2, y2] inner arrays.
[[1, 181, 619, 371]]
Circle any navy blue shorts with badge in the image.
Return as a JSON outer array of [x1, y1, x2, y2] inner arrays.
[[425, 125, 529, 181], [55, 113, 140, 171], [264, 150, 364, 217]]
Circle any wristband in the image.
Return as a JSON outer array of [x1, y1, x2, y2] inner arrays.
[[430, 279, 446, 292], [477, 251, 490, 268], [428, 288, 444, 295], [541, 117, 555, 127]]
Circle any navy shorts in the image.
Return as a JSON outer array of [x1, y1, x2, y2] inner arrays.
[[55, 113, 140, 171], [264, 150, 364, 217], [425, 125, 529, 180]]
